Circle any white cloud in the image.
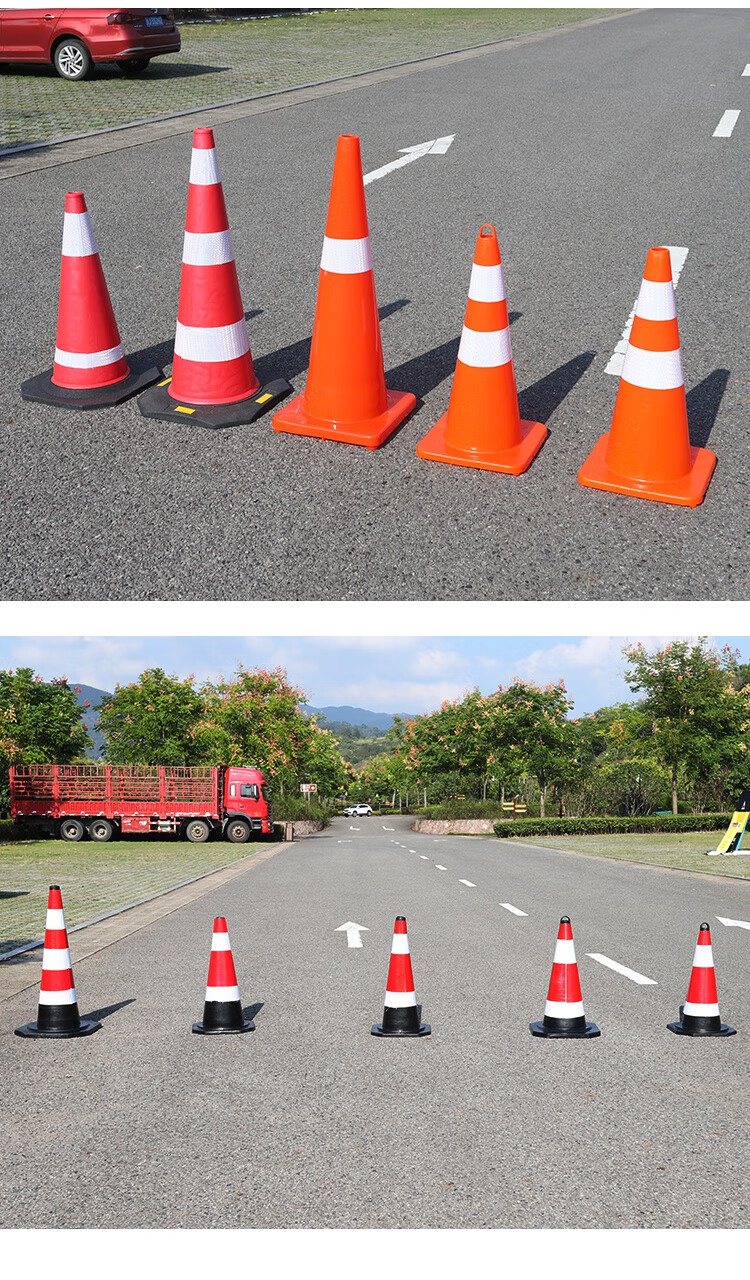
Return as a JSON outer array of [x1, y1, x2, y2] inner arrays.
[[409, 646, 467, 678]]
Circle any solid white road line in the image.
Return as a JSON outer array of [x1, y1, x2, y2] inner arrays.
[[500, 902, 528, 917], [435, 865, 447, 871], [586, 953, 658, 985], [716, 915, 750, 931], [713, 109, 740, 137], [605, 246, 689, 376], [459, 880, 477, 888]]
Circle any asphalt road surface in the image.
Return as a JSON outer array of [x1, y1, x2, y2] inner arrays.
[[2, 815, 749, 1228], [1, 9, 748, 600]]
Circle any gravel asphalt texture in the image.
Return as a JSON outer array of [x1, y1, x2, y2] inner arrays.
[[0, 9, 747, 601], [2, 815, 749, 1228]]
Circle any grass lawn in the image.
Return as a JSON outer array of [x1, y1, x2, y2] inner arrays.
[[509, 829, 750, 879], [0, 836, 264, 956]]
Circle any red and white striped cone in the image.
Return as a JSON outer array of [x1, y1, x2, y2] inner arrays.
[[21, 192, 162, 410], [530, 916, 600, 1039], [371, 916, 430, 1037], [15, 886, 102, 1039], [192, 917, 255, 1035], [139, 127, 291, 428], [668, 922, 736, 1037]]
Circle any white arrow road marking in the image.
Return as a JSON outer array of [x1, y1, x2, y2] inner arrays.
[[743, 64, 750, 75], [605, 246, 689, 376], [350, 826, 360, 831], [500, 902, 528, 917], [459, 880, 477, 888], [363, 134, 454, 185], [586, 953, 657, 985], [716, 916, 750, 931], [337, 840, 353, 844], [435, 864, 447, 871], [713, 109, 740, 137], [335, 921, 370, 949], [382, 826, 395, 831]]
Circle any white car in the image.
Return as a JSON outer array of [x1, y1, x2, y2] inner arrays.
[[343, 804, 373, 817]]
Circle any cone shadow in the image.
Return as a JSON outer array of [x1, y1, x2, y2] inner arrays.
[[82, 998, 135, 1022], [387, 337, 460, 401], [518, 351, 596, 423], [0, 890, 29, 899], [686, 368, 730, 449], [243, 1001, 264, 1022]]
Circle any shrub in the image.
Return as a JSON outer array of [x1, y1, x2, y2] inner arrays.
[[271, 796, 331, 826], [493, 814, 730, 839], [415, 800, 515, 820]]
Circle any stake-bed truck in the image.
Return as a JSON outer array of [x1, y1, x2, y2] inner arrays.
[[9, 764, 273, 844]]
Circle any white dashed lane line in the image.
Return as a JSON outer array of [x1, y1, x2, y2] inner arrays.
[[435, 865, 447, 871], [420, 855, 429, 860], [713, 109, 740, 137], [500, 902, 528, 917], [459, 880, 476, 888], [586, 953, 658, 985]]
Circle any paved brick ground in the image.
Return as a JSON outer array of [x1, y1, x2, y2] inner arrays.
[[0, 9, 607, 152]]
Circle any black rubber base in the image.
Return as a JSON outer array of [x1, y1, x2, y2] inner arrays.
[[192, 1018, 255, 1035], [21, 365, 163, 410], [138, 376, 292, 429], [668, 1018, 736, 1037], [371, 1023, 431, 1037], [530, 1019, 601, 1039], [15, 1018, 102, 1039]]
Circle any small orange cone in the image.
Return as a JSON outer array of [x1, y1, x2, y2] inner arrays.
[[578, 246, 716, 506], [416, 224, 548, 474], [272, 134, 416, 449]]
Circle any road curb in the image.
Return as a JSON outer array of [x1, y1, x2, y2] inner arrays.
[[0, 840, 292, 1004], [511, 839, 750, 888]]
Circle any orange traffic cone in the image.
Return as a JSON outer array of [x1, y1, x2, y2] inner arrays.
[[578, 246, 716, 505], [15, 886, 102, 1039], [21, 192, 162, 409], [416, 224, 548, 474], [139, 127, 291, 428], [272, 134, 416, 449]]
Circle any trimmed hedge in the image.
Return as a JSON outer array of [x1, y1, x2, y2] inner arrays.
[[494, 814, 730, 839], [415, 800, 530, 820]]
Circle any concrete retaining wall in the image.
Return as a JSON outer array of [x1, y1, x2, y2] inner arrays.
[[411, 818, 497, 836]]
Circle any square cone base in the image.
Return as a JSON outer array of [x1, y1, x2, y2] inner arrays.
[[139, 377, 292, 429], [667, 1020, 736, 1036], [15, 1018, 102, 1038], [273, 388, 416, 450], [416, 413, 548, 475], [21, 366, 163, 410], [371, 1022, 431, 1037], [529, 1020, 600, 1038], [578, 434, 717, 507]]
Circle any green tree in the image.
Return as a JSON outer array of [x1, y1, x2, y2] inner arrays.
[[490, 680, 577, 818], [0, 668, 91, 813], [96, 668, 206, 765]]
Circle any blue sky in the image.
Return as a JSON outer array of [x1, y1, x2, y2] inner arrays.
[[0, 634, 747, 717]]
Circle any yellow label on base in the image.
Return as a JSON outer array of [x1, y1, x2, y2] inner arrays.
[[255, 392, 273, 404], [174, 405, 194, 415]]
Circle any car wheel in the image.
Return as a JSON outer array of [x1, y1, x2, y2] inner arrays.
[[117, 57, 151, 75], [53, 38, 92, 81], [185, 818, 211, 844], [59, 818, 85, 842], [88, 818, 114, 843], [226, 819, 251, 844]]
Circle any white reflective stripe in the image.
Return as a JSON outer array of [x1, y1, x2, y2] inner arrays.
[[390, 936, 410, 955], [457, 325, 512, 368], [683, 1001, 720, 1017], [55, 343, 125, 369], [384, 990, 417, 1007], [320, 235, 373, 275], [174, 318, 249, 363], [620, 343, 683, 390], [204, 985, 240, 1002], [62, 211, 98, 258], [544, 999, 585, 1018], [38, 988, 77, 1005], [211, 934, 231, 951], [635, 278, 676, 321], [552, 939, 577, 966], [182, 229, 234, 266], [189, 147, 221, 186], [41, 948, 72, 971], [45, 909, 66, 930], [468, 262, 506, 303], [690, 946, 714, 968]]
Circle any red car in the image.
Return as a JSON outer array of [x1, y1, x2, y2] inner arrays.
[[0, 8, 181, 80]]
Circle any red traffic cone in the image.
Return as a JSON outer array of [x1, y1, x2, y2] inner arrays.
[[15, 886, 102, 1039], [21, 192, 162, 409], [139, 127, 291, 428], [668, 922, 736, 1036], [192, 917, 255, 1034], [371, 916, 430, 1037], [273, 134, 416, 448], [530, 916, 600, 1038]]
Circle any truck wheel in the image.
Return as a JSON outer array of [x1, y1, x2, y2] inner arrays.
[[185, 818, 211, 844], [226, 819, 251, 844], [53, 38, 93, 81], [59, 818, 85, 842], [88, 818, 114, 843]]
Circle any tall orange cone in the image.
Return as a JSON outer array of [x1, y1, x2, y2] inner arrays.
[[668, 922, 736, 1036], [530, 916, 600, 1039], [15, 886, 102, 1038], [139, 127, 291, 428], [192, 917, 255, 1034], [416, 224, 548, 474], [273, 134, 416, 449], [21, 192, 162, 409], [371, 916, 430, 1037], [578, 246, 716, 505]]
